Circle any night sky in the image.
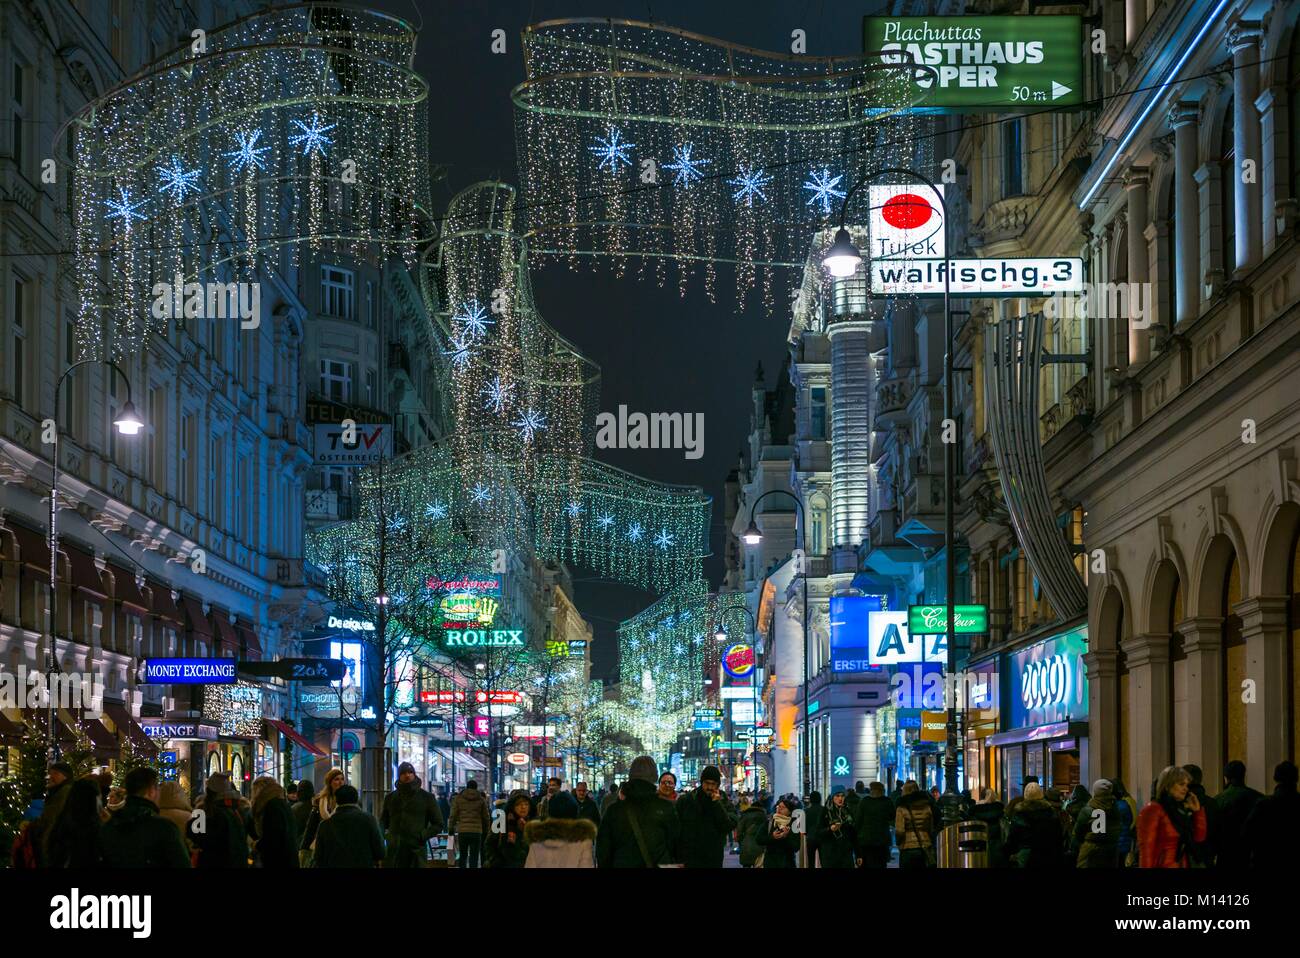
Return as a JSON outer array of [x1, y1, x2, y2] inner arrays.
[[370, 1, 889, 679]]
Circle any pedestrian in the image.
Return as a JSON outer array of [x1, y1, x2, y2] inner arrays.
[[890, 780, 904, 808], [380, 761, 444, 868], [601, 782, 620, 816], [436, 786, 451, 826], [1182, 763, 1214, 865], [1213, 760, 1261, 869], [1136, 765, 1208, 868], [157, 779, 194, 860], [524, 791, 595, 867], [448, 779, 491, 868], [736, 794, 768, 868], [290, 779, 315, 866], [895, 781, 935, 868], [1005, 782, 1063, 868], [1063, 783, 1090, 824], [803, 790, 825, 867], [44, 778, 105, 868], [846, 780, 865, 819], [572, 781, 602, 826], [657, 771, 678, 803], [486, 789, 533, 868], [299, 766, 344, 861], [537, 776, 562, 819], [313, 784, 385, 868], [596, 755, 681, 868], [1109, 778, 1138, 866], [969, 787, 1006, 867], [1070, 779, 1121, 868], [250, 776, 298, 869], [23, 762, 74, 868], [101, 767, 191, 868], [676, 765, 737, 868], [756, 798, 801, 868], [818, 786, 857, 868], [853, 781, 894, 869], [1241, 760, 1300, 869], [189, 772, 249, 868]]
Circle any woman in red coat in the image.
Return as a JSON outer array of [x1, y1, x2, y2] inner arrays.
[[1137, 766, 1207, 868]]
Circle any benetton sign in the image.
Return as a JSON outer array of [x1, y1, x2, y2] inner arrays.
[[907, 605, 989, 635], [865, 16, 1083, 109]]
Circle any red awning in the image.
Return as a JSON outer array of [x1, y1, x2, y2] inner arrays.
[[237, 625, 262, 660], [149, 582, 184, 625], [182, 595, 213, 636], [107, 563, 149, 612], [266, 718, 326, 756], [66, 711, 119, 758], [6, 523, 49, 572], [214, 614, 238, 653], [63, 543, 106, 597], [101, 702, 159, 758]]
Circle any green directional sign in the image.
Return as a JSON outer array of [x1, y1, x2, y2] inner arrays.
[[907, 604, 989, 635], [864, 16, 1083, 110]]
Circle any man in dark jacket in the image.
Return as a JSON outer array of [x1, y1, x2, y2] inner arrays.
[[1213, 760, 1261, 869], [596, 756, 681, 867], [845, 781, 865, 819], [100, 766, 191, 868], [1004, 783, 1062, 868], [803, 791, 825, 867], [315, 785, 385, 867], [189, 773, 249, 868], [676, 766, 738, 868], [1242, 760, 1300, 869], [1070, 779, 1120, 868], [736, 798, 768, 867], [250, 777, 298, 869], [1183, 764, 1215, 865], [600, 783, 620, 815], [381, 762, 444, 868], [854, 781, 895, 868], [29, 762, 74, 868], [290, 778, 315, 863], [969, 788, 1007, 868], [573, 781, 602, 826]]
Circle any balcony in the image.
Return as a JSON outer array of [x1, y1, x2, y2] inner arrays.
[[306, 489, 353, 522], [875, 376, 913, 427]]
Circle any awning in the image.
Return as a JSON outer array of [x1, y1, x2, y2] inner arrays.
[[266, 718, 325, 756], [439, 748, 487, 773], [182, 595, 212, 637], [101, 702, 159, 758], [107, 563, 149, 612], [6, 522, 49, 572], [986, 720, 1088, 749], [63, 709, 119, 758], [237, 625, 262, 660], [214, 615, 239, 654], [63, 544, 105, 597], [150, 582, 184, 625], [20, 708, 75, 746]]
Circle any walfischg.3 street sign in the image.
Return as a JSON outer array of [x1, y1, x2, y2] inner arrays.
[[864, 16, 1084, 110]]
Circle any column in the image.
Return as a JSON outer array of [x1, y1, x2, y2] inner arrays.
[[1169, 102, 1201, 327], [1125, 0, 1146, 49], [1194, 162, 1224, 298], [1118, 633, 1171, 804], [1228, 22, 1263, 273], [1125, 168, 1152, 367], [827, 320, 871, 555], [1257, 83, 1295, 252], [1235, 596, 1290, 793], [1083, 649, 1119, 784], [1176, 617, 1225, 787]]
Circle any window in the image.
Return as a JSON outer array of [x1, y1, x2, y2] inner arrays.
[[11, 60, 27, 173], [365, 280, 375, 329], [147, 387, 164, 487], [180, 412, 194, 505], [11, 277, 26, 410], [809, 495, 827, 557], [810, 387, 827, 440], [208, 434, 224, 525], [236, 456, 250, 540], [321, 266, 355, 320], [320, 359, 352, 402], [1002, 118, 1023, 198]]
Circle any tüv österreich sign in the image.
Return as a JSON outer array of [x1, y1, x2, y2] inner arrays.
[[443, 629, 525, 648], [907, 604, 989, 636], [142, 658, 237, 684], [864, 16, 1083, 110]]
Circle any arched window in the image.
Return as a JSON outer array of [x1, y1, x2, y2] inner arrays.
[[809, 494, 828, 557], [1224, 555, 1247, 764], [1158, 175, 1177, 329], [1109, 222, 1130, 380], [1169, 579, 1188, 764]]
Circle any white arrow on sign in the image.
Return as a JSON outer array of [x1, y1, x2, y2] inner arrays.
[[1051, 81, 1071, 101]]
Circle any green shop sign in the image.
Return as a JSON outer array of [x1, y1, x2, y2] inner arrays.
[[864, 16, 1083, 110], [907, 604, 989, 635]]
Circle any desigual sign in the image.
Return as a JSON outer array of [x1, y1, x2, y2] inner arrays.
[[327, 615, 375, 632]]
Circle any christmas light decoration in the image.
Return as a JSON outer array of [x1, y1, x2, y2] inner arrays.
[[225, 129, 270, 174], [588, 127, 636, 170], [287, 112, 337, 157], [802, 168, 846, 216], [453, 300, 494, 340], [155, 157, 202, 203], [663, 143, 710, 185], [729, 164, 772, 207], [103, 187, 147, 228]]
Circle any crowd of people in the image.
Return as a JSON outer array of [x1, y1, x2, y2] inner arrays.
[[11, 753, 1298, 868]]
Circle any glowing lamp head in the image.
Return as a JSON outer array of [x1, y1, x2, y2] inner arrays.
[[113, 400, 144, 435], [741, 520, 763, 546], [822, 227, 862, 278]]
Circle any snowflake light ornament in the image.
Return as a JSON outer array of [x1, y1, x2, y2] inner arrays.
[[453, 300, 493, 340], [156, 157, 202, 203], [588, 127, 635, 171], [104, 188, 148, 228], [596, 513, 615, 529], [803, 168, 846, 215], [425, 501, 448, 521], [469, 483, 493, 505], [386, 515, 408, 534], [729, 164, 772, 207], [566, 501, 584, 519], [653, 529, 676, 550], [443, 334, 474, 370], [225, 129, 270, 174], [288, 112, 336, 157], [512, 407, 547, 444], [627, 522, 644, 542], [664, 143, 710, 185], [481, 376, 513, 414]]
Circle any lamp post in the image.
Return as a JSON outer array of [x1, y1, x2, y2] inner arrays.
[[47, 360, 143, 766], [821, 167, 962, 822], [739, 488, 808, 799]]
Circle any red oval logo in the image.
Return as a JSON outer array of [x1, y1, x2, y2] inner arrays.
[[881, 192, 934, 230]]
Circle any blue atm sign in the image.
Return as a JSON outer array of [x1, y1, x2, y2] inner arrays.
[[143, 658, 236, 684]]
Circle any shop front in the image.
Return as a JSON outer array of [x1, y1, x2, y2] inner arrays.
[[985, 625, 1089, 801], [961, 658, 1001, 799], [204, 679, 267, 796], [140, 719, 220, 794]]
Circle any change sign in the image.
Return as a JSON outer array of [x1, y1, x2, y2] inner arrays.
[[865, 16, 1083, 110]]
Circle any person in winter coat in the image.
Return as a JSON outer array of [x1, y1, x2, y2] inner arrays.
[[290, 779, 315, 866], [736, 797, 768, 868], [572, 781, 602, 827], [756, 798, 801, 868], [1005, 783, 1063, 868], [190, 773, 249, 868], [817, 787, 858, 868], [601, 783, 620, 816], [538, 777, 563, 819], [676, 766, 738, 868], [854, 782, 895, 869], [45, 778, 105, 868], [524, 791, 596, 867], [1212, 760, 1260, 870], [845, 781, 865, 820], [1137, 765, 1208, 868], [250, 776, 298, 869], [1070, 779, 1121, 868], [1241, 760, 1300, 869], [1063, 784, 1091, 825], [449, 779, 492, 868], [381, 762, 444, 868], [486, 790, 533, 868], [657, 771, 679, 803], [967, 788, 1006, 867], [803, 791, 825, 867], [101, 767, 191, 868], [314, 784, 385, 868], [895, 782, 935, 869], [27, 762, 74, 868], [596, 756, 681, 868], [157, 780, 194, 858], [299, 767, 345, 861], [1109, 779, 1138, 866], [1182, 764, 1215, 866]]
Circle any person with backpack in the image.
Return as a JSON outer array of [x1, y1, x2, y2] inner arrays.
[[895, 781, 935, 868], [1071, 779, 1121, 868], [736, 795, 768, 867], [596, 756, 681, 868]]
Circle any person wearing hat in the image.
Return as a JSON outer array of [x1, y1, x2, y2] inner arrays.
[[189, 772, 249, 868], [1070, 779, 1121, 868], [817, 785, 858, 868], [595, 755, 681, 867], [381, 761, 444, 868], [486, 789, 534, 868], [24, 762, 75, 868], [524, 790, 595, 867], [676, 765, 738, 868], [314, 784, 385, 868], [1004, 781, 1064, 868]]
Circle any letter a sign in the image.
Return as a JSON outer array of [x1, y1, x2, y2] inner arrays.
[[867, 611, 948, 666]]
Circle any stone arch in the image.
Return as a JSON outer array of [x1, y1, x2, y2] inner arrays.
[[1260, 0, 1300, 91], [1198, 86, 1234, 165], [1192, 532, 1240, 617], [1095, 581, 1127, 651], [1145, 557, 1182, 634], [1255, 497, 1300, 596]]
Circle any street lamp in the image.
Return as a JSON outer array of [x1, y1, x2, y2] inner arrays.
[[47, 360, 142, 766], [821, 166, 961, 822]]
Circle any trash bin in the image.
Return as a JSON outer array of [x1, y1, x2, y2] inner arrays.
[[936, 820, 988, 868]]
